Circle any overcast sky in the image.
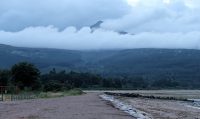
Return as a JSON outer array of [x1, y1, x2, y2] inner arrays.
[[0, 0, 200, 50]]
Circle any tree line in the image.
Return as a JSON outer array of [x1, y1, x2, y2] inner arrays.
[[0, 62, 185, 92]]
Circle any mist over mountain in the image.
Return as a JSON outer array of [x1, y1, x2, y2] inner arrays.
[[1, 0, 200, 88]]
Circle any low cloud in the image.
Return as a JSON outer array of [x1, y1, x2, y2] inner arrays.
[[0, 26, 200, 50]]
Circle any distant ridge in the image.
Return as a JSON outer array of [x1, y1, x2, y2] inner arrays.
[[1, 44, 200, 86]]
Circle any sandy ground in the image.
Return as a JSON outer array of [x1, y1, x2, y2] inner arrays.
[[119, 97, 200, 119], [0, 93, 134, 119], [85, 90, 200, 99]]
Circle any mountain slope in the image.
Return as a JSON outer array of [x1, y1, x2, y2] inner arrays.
[[1, 44, 200, 82], [0, 44, 82, 70]]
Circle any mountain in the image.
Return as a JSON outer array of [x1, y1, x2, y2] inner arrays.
[[90, 20, 103, 31], [90, 21, 129, 35], [1, 44, 200, 84], [0, 44, 82, 71]]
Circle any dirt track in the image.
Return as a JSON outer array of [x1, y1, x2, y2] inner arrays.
[[0, 93, 134, 119]]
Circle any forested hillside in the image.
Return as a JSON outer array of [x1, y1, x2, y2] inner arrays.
[[1, 44, 200, 88]]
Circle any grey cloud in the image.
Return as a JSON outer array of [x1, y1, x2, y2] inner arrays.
[[0, 0, 130, 31], [1, 0, 200, 50], [101, 0, 200, 33]]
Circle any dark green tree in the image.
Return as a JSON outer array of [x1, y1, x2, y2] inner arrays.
[[151, 78, 179, 89], [0, 70, 11, 86], [11, 62, 41, 90]]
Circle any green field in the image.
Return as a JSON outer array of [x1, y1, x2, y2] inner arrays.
[[0, 89, 84, 101]]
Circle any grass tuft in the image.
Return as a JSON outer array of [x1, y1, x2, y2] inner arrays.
[[37, 89, 84, 99]]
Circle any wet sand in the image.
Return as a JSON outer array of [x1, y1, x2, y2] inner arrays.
[[119, 97, 200, 119], [0, 93, 134, 119]]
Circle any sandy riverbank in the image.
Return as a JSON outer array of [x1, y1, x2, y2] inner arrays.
[[118, 96, 200, 119]]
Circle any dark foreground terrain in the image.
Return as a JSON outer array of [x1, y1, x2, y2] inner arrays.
[[0, 93, 134, 119]]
